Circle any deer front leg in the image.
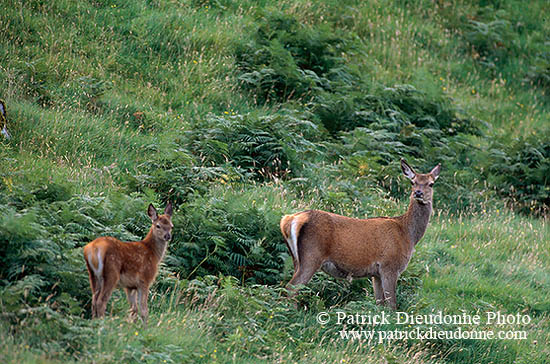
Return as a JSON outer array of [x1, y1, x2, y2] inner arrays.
[[372, 276, 385, 305], [125, 288, 138, 322], [137, 286, 150, 327], [380, 270, 398, 310]]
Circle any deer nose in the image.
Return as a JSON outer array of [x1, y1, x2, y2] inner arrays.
[[164, 233, 171, 241], [414, 190, 423, 198]]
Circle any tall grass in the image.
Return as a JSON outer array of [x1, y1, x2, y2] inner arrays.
[[1, 209, 547, 363]]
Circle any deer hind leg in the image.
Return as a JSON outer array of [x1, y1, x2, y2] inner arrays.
[[287, 262, 322, 298], [288, 262, 321, 287], [96, 266, 119, 318], [287, 244, 324, 295], [125, 288, 138, 322], [372, 276, 385, 305], [85, 249, 105, 318], [380, 269, 398, 310], [85, 261, 100, 318]]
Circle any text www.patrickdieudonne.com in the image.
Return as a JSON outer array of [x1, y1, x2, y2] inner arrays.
[[316, 311, 530, 344]]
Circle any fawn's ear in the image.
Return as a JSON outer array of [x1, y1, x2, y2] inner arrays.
[[148, 203, 158, 221], [430, 164, 441, 181], [401, 159, 416, 180], [164, 201, 173, 218]]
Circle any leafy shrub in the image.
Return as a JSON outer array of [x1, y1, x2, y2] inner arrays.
[[0, 305, 93, 358], [312, 90, 361, 135], [464, 9, 518, 67], [484, 133, 550, 215], [313, 81, 480, 136], [236, 10, 346, 103], [526, 44, 550, 89], [185, 111, 323, 181], [380, 85, 480, 136], [129, 140, 227, 205], [169, 187, 288, 285]]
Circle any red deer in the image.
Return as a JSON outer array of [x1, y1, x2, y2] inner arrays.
[[280, 160, 440, 309], [0, 100, 11, 139], [83, 202, 173, 324]]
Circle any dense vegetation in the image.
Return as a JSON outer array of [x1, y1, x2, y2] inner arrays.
[[0, 0, 548, 363]]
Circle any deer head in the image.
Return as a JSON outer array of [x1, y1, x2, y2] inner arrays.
[[401, 159, 441, 205], [147, 202, 174, 242]]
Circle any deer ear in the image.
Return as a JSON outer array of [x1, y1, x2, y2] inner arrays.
[[164, 201, 173, 218], [148, 203, 158, 221], [400, 159, 416, 180], [430, 163, 441, 181]]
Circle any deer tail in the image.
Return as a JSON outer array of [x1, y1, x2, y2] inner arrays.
[[280, 213, 309, 267], [84, 244, 105, 293]]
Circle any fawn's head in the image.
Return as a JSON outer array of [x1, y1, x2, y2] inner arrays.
[[148, 202, 174, 242], [401, 159, 441, 205]]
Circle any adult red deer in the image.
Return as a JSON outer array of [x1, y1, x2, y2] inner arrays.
[[83, 202, 173, 324], [280, 160, 440, 309]]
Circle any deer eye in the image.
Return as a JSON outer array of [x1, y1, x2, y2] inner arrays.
[[428, 182, 434, 187], [156, 224, 161, 228]]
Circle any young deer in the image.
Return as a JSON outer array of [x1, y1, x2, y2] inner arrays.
[[83, 202, 173, 325], [280, 159, 440, 309], [0, 100, 11, 139]]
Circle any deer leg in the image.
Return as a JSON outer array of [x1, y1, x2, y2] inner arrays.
[[137, 286, 149, 327], [96, 269, 118, 318], [287, 260, 322, 295], [93, 275, 105, 318], [372, 276, 385, 305], [380, 270, 398, 310], [85, 263, 98, 318], [125, 288, 138, 322], [91, 278, 102, 318], [86, 267, 103, 318]]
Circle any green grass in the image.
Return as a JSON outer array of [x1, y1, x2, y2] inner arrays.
[[1, 0, 549, 363], [1, 209, 548, 363]]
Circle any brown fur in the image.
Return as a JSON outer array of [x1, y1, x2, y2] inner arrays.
[[83, 202, 173, 325], [281, 160, 441, 309]]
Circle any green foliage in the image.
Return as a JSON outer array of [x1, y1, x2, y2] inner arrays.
[[129, 139, 223, 205], [526, 44, 550, 89], [236, 10, 347, 103], [484, 132, 550, 215], [170, 187, 289, 285], [465, 9, 518, 67], [315, 82, 481, 136], [186, 111, 323, 181], [75, 76, 112, 113]]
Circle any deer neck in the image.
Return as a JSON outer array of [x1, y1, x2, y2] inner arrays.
[[402, 196, 432, 246], [143, 230, 168, 262]]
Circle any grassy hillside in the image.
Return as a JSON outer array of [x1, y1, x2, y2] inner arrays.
[[0, 0, 549, 363]]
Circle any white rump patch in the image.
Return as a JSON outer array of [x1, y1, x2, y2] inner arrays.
[[289, 219, 300, 263], [87, 249, 103, 277]]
